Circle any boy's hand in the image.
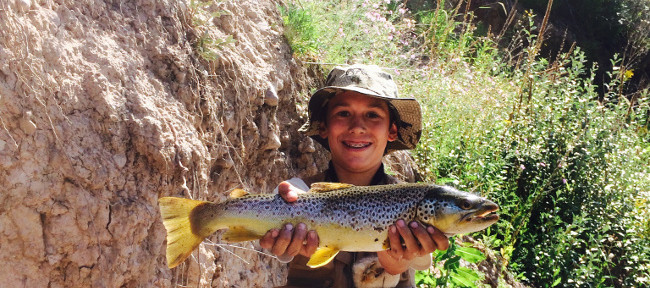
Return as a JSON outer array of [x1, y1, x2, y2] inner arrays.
[[259, 181, 320, 260], [377, 220, 449, 275]]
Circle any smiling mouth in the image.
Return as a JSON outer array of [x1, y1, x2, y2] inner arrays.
[[343, 141, 371, 149]]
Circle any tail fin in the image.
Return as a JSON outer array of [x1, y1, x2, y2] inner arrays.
[[158, 197, 209, 268]]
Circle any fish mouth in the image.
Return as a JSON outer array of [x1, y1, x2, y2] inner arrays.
[[464, 203, 499, 223], [475, 210, 499, 222]]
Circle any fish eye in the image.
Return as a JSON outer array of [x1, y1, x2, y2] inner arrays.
[[460, 200, 472, 210]]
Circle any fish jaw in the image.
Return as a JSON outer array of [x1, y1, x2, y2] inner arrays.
[[456, 200, 499, 234]]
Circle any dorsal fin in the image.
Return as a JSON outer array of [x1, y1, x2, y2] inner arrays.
[[229, 188, 249, 198], [309, 182, 355, 193]]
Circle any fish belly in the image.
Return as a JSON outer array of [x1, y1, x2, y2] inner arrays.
[[218, 212, 390, 252], [316, 225, 388, 252]]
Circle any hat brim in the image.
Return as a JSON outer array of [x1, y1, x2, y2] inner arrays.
[[299, 86, 422, 153]]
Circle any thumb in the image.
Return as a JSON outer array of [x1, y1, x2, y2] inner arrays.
[[278, 181, 303, 202]]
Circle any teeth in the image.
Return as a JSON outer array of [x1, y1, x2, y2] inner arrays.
[[345, 142, 370, 148], [478, 211, 490, 218]]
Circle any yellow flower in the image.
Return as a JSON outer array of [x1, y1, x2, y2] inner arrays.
[[624, 69, 634, 81]]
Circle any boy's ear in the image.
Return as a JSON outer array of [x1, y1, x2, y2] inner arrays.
[[318, 122, 328, 139], [388, 123, 398, 142]]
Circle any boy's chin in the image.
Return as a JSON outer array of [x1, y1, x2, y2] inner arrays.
[[333, 157, 382, 172]]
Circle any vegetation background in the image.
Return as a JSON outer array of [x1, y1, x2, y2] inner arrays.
[[279, 0, 649, 287]]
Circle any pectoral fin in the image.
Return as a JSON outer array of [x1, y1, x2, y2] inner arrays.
[[222, 226, 262, 242], [306, 246, 340, 268]]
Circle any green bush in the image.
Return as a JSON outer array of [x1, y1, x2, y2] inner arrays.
[[280, 0, 650, 286], [500, 50, 650, 286]]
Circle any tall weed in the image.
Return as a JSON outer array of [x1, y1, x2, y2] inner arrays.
[[279, 4, 321, 58]]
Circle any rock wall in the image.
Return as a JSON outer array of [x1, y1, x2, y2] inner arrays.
[[0, 0, 327, 286], [0, 0, 418, 287]]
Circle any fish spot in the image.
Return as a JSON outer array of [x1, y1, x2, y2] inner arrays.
[[374, 238, 379, 242]]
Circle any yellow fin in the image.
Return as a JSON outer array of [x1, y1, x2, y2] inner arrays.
[[222, 226, 263, 242], [309, 182, 355, 193], [306, 246, 340, 268], [158, 197, 210, 268], [229, 188, 249, 198]]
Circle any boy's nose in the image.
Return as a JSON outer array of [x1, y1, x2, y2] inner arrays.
[[348, 116, 366, 133]]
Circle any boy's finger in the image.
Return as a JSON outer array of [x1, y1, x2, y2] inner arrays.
[[387, 224, 403, 259], [301, 230, 319, 257], [410, 222, 435, 253], [259, 229, 278, 249], [428, 226, 450, 251], [397, 221, 419, 260], [285, 223, 307, 257], [271, 224, 293, 256]]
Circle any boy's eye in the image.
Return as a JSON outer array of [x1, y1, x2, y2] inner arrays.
[[366, 111, 381, 118], [336, 111, 350, 117]]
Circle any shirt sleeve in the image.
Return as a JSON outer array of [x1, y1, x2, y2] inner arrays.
[[409, 254, 433, 270], [272, 177, 310, 194]]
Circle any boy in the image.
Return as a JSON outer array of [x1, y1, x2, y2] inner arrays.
[[260, 64, 449, 287]]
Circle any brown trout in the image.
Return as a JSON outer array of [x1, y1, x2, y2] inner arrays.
[[158, 182, 499, 268]]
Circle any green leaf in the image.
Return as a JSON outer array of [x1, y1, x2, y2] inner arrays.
[[444, 256, 461, 270], [551, 277, 562, 287], [450, 266, 481, 287], [456, 246, 487, 264], [415, 270, 436, 286]]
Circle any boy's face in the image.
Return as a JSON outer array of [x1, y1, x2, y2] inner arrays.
[[319, 91, 398, 174]]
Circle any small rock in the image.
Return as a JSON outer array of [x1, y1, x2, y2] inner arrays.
[[304, 164, 318, 176], [175, 70, 186, 83], [264, 84, 278, 106], [280, 132, 290, 148], [216, 157, 234, 169], [47, 254, 63, 265], [113, 154, 127, 169], [263, 133, 281, 150], [222, 111, 236, 132], [79, 266, 92, 279], [20, 112, 37, 135], [298, 153, 312, 167], [298, 137, 315, 153]]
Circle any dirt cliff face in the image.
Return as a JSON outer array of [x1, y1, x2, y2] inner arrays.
[[0, 0, 332, 286], [0, 0, 421, 286]]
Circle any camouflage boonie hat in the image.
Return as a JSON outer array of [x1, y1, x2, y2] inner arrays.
[[299, 64, 422, 152]]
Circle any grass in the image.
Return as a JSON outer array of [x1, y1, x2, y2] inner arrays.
[[280, 0, 650, 287]]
